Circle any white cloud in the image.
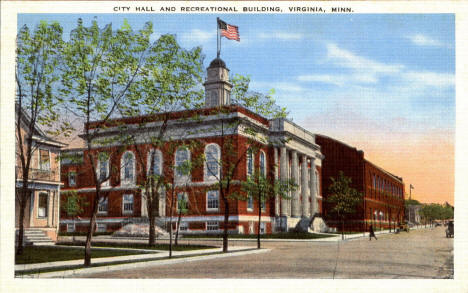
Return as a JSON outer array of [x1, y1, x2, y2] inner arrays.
[[407, 34, 444, 47], [180, 29, 214, 44], [258, 32, 304, 40], [403, 71, 455, 88], [326, 43, 404, 74], [297, 73, 378, 86]]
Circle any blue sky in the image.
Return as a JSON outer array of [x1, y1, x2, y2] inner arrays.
[[18, 14, 455, 132], [18, 13, 455, 203]]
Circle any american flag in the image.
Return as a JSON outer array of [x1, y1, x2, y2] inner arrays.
[[218, 19, 240, 41]]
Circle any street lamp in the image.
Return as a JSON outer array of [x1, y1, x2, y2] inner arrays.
[[379, 211, 383, 231]]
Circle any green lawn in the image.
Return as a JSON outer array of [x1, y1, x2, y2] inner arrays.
[[183, 232, 334, 239], [57, 241, 217, 251], [15, 245, 152, 265]]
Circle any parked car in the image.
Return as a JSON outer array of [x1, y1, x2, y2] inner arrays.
[[445, 221, 454, 238]]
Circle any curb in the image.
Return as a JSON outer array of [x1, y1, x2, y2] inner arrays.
[[18, 248, 271, 278]]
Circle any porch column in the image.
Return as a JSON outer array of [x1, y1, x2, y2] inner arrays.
[[301, 155, 309, 217], [274, 147, 280, 216], [310, 158, 317, 216], [291, 150, 300, 217], [47, 191, 52, 227], [280, 147, 289, 216]]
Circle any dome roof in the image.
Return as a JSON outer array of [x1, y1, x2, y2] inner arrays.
[[208, 58, 226, 68]]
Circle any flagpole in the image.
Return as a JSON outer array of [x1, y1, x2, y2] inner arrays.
[[217, 17, 220, 58]]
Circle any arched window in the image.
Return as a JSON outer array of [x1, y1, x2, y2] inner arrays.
[[148, 149, 162, 176], [246, 148, 254, 177], [259, 151, 266, 177], [175, 147, 190, 182], [205, 144, 220, 181], [121, 151, 135, 185], [97, 152, 109, 186]]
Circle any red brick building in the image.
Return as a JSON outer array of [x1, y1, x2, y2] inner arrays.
[[315, 135, 405, 232], [60, 58, 324, 235]]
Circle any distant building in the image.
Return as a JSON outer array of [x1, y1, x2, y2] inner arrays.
[[60, 58, 324, 235], [315, 135, 405, 232], [16, 107, 66, 244], [406, 205, 422, 224]]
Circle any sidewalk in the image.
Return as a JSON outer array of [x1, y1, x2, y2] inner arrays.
[[16, 246, 269, 278]]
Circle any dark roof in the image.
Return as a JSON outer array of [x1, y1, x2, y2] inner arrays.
[[208, 58, 226, 68]]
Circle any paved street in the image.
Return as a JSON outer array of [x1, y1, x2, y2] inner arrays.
[[75, 226, 453, 279]]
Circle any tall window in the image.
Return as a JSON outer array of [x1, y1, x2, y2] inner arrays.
[[207, 190, 219, 211], [98, 153, 109, 184], [372, 174, 376, 189], [122, 194, 134, 214], [68, 171, 76, 187], [177, 192, 189, 211], [38, 192, 48, 217], [175, 147, 190, 181], [247, 192, 254, 211], [247, 148, 254, 177], [205, 144, 220, 180], [259, 151, 266, 177], [121, 151, 135, 185], [98, 197, 108, 214], [148, 150, 162, 176], [39, 149, 50, 170]]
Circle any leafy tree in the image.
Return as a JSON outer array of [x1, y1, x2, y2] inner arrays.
[[326, 171, 363, 239], [61, 191, 88, 241], [15, 21, 71, 255], [60, 18, 153, 266], [241, 169, 296, 249], [207, 75, 287, 252], [116, 34, 204, 246]]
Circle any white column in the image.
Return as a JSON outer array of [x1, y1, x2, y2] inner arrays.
[[274, 147, 280, 217], [291, 150, 300, 217], [280, 147, 289, 216], [310, 158, 317, 216], [301, 155, 309, 217], [47, 191, 52, 227]]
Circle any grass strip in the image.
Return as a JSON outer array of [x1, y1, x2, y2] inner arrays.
[[183, 232, 334, 239], [57, 241, 216, 251], [15, 248, 258, 277], [15, 246, 153, 265]]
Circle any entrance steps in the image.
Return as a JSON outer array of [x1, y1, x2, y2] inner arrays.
[[18, 228, 55, 246]]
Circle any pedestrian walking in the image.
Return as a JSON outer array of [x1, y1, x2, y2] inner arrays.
[[369, 225, 378, 240]]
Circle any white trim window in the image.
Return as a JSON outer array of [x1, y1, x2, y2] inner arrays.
[[121, 151, 135, 186], [177, 192, 189, 212], [97, 153, 109, 186], [122, 194, 134, 214], [175, 147, 190, 183], [259, 151, 266, 177], [67, 223, 75, 232], [207, 190, 219, 211], [37, 192, 48, 218], [98, 197, 108, 214], [260, 222, 266, 234], [39, 149, 50, 170], [204, 144, 220, 181], [96, 223, 107, 233], [68, 171, 76, 187], [206, 221, 219, 231], [246, 148, 254, 178], [147, 149, 162, 176], [247, 192, 254, 211]]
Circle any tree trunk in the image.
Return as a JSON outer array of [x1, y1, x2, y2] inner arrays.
[[341, 218, 344, 240], [175, 209, 182, 246], [16, 197, 26, 255], [148, 201, 155, 246], [257, 200, 262, 249], [223, 198, 229, 253], [84, 193, 99, 267]]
